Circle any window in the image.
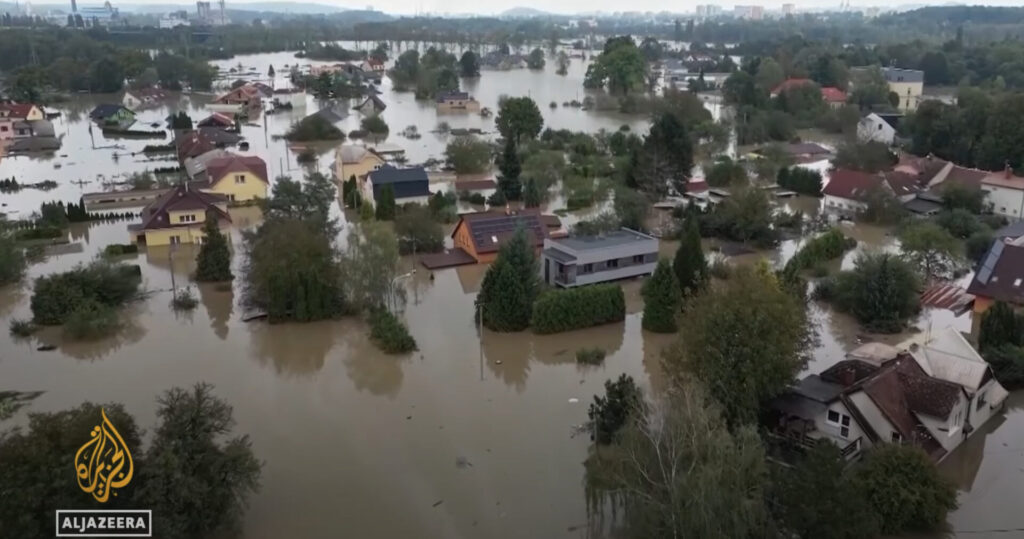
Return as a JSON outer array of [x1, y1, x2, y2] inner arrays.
[[827, 410, 840, 423], [632, 254, 644, 264], [826, 410, 852, 439], [178, 214, 196, 223], [169, 235, 181, 245], [607, 259, 619, 269], [235, 174, 246, 184], [583, 263, 593, 273], [891, 432, 902, 443], [228, 194, 236, 202]]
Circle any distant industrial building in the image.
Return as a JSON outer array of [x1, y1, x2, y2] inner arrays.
[[78, 1, 119, 25]]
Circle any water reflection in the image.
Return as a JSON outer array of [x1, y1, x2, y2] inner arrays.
[[249, 319, 338, 376], [33, 305, 148, 362], [197, 283, 234, 340]]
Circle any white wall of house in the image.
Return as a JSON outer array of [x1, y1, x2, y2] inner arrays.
[[968, 379, 1002, 432], [823, 195, 866, 216], [847, 391, 897, 448], [982, 185, 1024, 219], [916, 394, 970, 454], [123, 94, 141, 109], [810, 400, 870, 451], [857, 115, 895, 145]]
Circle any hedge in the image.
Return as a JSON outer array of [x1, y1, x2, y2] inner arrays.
[[31, 262, 141, 325], [531, 284, 625, 334], [783, 228, 856, 276], [103, 243, 139, 256], [368, 308, 417, 354]]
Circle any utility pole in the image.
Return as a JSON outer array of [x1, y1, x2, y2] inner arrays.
[[477, 301, 484, 381]]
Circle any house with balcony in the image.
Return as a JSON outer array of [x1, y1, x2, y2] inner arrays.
[[539, 228, 658, 288]]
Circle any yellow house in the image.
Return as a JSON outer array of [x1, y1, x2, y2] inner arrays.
[[881, 67, 924, 112], [129, 184, 231, 246], [195, 153, 269, 202], [0, 103, 44, 121], [334, 145, 384, 183]]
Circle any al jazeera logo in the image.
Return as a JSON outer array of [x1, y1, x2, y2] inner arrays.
[[55, 408, 153, 537]]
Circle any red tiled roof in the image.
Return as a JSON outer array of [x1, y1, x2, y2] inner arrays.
[[943, 165, 988, 189], [139, 184, 230, 231], [771, 78, 813, 95], [822, 169, 882, 201], [197, 112, 234, 128], [883, 170, 921, 197], [820, 86, 847, 103], [0, 103, 38, 119], [204, 154, 268, 185], [982, 168, 1024, 190]]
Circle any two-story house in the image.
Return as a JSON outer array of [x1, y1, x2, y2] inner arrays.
[[335, 145, 384, 183], [192, 153, 269, 202], [979, 166, 1024, 219], [881, 67, 924, 112], [539, 228, 658, 288], [364, 165, 430, 206], [0, 102, 44, 121], [451, 210, 547, 264], [436, 91, 481, 113], [128, 183, 231, 246]]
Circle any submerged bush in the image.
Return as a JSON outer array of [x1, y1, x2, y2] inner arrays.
[[8, 318, 37, 337], [172, 287, 199, 311], [576, 347, 607, 365], [531, 284, 625, 334], [103, 243, 139, 257], [30, 262, 141, 325], [63, 300, 120, 340], [368, 307, 417, 354]]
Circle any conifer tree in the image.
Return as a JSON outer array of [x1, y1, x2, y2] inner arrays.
[[195, 219, 233, 282], [642, 258, 681, 332], [674, 217, 707, 297], [375, 184, 396, 220]]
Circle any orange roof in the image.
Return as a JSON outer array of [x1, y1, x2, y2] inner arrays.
[[204, 154, 268, 184], [0, 103, 38, 119], [983, 169, 1024, 190], [820, 87, 847, 103]]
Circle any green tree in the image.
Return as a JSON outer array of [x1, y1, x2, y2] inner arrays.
[[674, 217, 707, 296], [634, 113, 693, 197], [527, 47, 545, 69], [771, 443, 880, 539], [476, 227, 538, 331], [523, 177, 542, 208], [555, 51, 569, 75], [498, 138, 521, 180], [89, 57, 125, 93], [854, 445, 957, 535], [0, 403, 143, 538], [445, 135, 491, 174], [361, 115, 389, 140], [136, 383, 261, 539], [755, 57, 785, 92], [587, 374, 641, 445], [495, 96, 543, 143], [584, 36, 646, 95], [585, 384, 769, 538], [704, 157, 747, 187], [264, 173, 337, 233], [642, 259, 681, 333], [898, 221, 962, 281], [665, 265, 811, 427], [0, 231, 26, 285], [394, 205, 444, 254], [613, 187, 648, 231], [194, 219, 233, 282], [342, 222, 404, 312], [979, 301, 1021, 352], [833, 141, 896, 173], [375, 184, 396, 220], [814, 253, 921, 333], [458, 50, 480, 77]]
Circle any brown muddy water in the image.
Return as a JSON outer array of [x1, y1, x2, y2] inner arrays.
[[0, 50, 1017, 538]]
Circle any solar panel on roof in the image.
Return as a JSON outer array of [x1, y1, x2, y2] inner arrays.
[[977, 241, 1005, 284]]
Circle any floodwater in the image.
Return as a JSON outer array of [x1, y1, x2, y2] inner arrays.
[[0, 50, 1016, 538]]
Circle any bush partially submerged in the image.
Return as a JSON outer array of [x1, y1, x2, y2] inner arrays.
[[531, 284, 625, 334], [30, 262, 141, 325], [368, 308, 417, 354], [172, 287, 199, 311], [576, 347, 606, 365], [63, 300, 121, 340], [9, 318, 37, 337]]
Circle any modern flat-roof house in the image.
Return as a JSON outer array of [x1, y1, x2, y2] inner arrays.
[[436, 91, 481, 113], [540, 228, 658, 288], [451, 210, 547, 263], [365, 165, 430, 205]]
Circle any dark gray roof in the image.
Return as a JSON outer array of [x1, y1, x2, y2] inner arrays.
[[369, 165, 429, 199], [772, 392, 827, 420], [543, 247, 577, 263], [551, 228, 656, 252], [881, 67, 924, 84], [995, 221, 1024, 240], [903, 196, 943, 215], [90, 104, 132, 120], [791, 374, 844, 403]]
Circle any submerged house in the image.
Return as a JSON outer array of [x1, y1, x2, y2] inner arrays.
[[770, 331, 1008, 463], [128, 183, 231, 246], [122, 87, 170, 110], [334, 145, 384, 183], [364, 165, 430, 206], [190, 153, 269, 202], [436, 91, 481, 113], [451, 210, 547, 264], [353, 95, 386, 115], [539, 228, 658, 288], [196, 112, 236, 130], [89, 104, 136, 126]]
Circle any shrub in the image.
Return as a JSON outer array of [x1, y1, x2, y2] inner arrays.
[[813, 253, 920, 333], [0, 232, 26, 285], [285, 115, 344, 141], [853, 444, 957, 535], [9, 318, 36, 337], [776, 166, 823, 196], [576, 347, 606, 365], [63, 300, 121, 340], [984, 345, 1024, 389], [172, 287, 199, 311], [368, 308, 417, 353], [588, 374, 641, 445], [15, 226, 63, 241], [394, 206, 444, 255], [459, 191, 486, 205], [708, 257, 732, 279], [966, 230, 994, 265], [783, 228, 856, 276], [103, 243, 139, 257], [30, 262, 141, 325], [531, 284, 625, 334], [935, 209, 982, 239]]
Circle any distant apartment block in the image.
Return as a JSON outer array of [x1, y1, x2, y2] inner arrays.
[[540, 228, 658, 288]]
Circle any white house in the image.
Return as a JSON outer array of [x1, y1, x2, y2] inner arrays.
[[857, 112, 900, 145], [981, 166, 1024, 219], [771, 330, 1007, 462]]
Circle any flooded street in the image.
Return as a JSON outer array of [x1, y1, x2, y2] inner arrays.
[[0, 49, 1019, 538]]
